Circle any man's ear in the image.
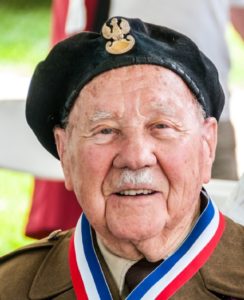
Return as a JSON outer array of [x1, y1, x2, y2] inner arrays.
[[202, 117, 218, 183], [54, 127, 74, 191]]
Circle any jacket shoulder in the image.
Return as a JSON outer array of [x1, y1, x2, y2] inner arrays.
[[171, 217, 244, 299], [0, 230, 73, 300], [200, 217, 244, 298]]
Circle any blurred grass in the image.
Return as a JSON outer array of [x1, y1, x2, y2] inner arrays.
[[0, 1, 243, 256], [0, 0, 51, 73]]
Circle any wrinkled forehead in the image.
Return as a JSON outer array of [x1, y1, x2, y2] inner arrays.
[[82, 65, 190, 93], [76, 65, 195, 107], [66, 65, 200, 128]]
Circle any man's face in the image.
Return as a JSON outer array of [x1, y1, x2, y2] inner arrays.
[[55, 65, 217, 258]]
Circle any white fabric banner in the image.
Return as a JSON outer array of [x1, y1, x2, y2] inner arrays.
[[0, 99, 64, 179], [65, 0, 86, 35]]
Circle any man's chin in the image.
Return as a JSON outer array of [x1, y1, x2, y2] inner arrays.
[[107, 221, 163, 243]]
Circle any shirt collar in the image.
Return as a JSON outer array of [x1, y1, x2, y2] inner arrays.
[[96, 235, 139, 294]]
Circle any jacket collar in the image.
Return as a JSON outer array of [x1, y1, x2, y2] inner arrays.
[[28, 218, 244, 299]]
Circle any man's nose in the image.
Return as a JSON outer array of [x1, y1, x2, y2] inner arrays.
[[113, 134, 157, 170]]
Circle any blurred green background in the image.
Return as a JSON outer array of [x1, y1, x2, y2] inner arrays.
[[0, 0, 244, 256], [0, 0, 51, 256], [0, 0, 51, 71]]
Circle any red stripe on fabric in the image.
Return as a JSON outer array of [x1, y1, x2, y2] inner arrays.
[[69, 234, 88, 300], [156, 212, 225, 300], [85, 0, 98, 31], [51, 0, 70, 46]]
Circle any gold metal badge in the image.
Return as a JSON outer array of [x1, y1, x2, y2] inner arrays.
[[102, 18, 135, 55]]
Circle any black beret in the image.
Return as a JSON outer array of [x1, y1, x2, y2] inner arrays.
[[26, 16, 225, 159]]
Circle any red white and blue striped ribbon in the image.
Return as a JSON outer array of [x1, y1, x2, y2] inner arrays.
[[69, 198, 225, 300]]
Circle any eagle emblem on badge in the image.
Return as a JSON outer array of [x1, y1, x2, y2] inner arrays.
[[102, 17, 135, 55]]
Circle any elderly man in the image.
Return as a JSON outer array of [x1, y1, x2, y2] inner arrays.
[[1, 16, 244, 299]]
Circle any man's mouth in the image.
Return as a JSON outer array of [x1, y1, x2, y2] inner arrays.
[[116, 189, 155, 196]]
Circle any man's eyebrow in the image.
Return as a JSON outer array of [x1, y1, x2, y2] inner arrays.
[[89, 111, 114, 123]]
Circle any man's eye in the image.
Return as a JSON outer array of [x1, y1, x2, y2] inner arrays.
[[100, 128, 114, 134], [92, 127, 119, 144], [155, 123, 168, 129]]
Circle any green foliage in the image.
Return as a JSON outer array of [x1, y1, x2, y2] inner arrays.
[[0, 0, 51, 71], [0, 169, 35, 256], [0, 0, 51, 8]]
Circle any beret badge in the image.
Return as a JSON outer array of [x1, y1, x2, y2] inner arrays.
[[102, 17, 135, 55]]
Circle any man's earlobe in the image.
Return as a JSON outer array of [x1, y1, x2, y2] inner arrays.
[[54, 127, 66, 161], [53, 127, 74, 191], [202, 117, 218, 183], [203, 117, 218, 161]]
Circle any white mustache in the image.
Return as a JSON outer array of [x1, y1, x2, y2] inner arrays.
[[117, 168, 153, 187]]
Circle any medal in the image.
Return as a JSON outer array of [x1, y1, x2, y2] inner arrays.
[[69, 198, 225, 299]]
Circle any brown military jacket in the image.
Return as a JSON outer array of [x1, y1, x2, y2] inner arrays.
[[1, 217, 244, 300]]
